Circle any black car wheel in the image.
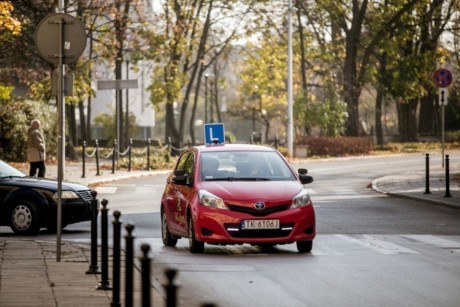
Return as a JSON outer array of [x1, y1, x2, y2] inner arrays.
[[10, 200, 40, 235], [296, 240, 313, 253], [161, 209, 178, 247], [188, 216, 204, 254]]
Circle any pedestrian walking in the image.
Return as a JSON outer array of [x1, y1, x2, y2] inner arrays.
[[27, 119, 46, 177]]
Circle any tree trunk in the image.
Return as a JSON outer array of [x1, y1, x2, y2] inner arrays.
[[418, 95, 436, 135], [78, 100, 86, 145], [375, 52, 387, 146], [398, 99, 419, 142]]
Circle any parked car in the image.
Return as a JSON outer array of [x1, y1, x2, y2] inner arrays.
[[160, 144, 316, 253], [0, 160, 95, 235]]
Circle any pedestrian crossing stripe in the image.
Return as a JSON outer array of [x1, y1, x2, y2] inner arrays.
[[335, 234, 420, 255]]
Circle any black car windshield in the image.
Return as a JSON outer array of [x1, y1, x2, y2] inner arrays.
[[200, 151, 296, 181], [0, 160, 26, 178]]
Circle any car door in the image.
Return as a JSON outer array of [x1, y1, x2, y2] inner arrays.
[[168, 151, 196, 234]]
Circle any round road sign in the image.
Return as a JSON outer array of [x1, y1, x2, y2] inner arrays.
[[433, 68, 453, 88], [35, 13, 87, 65]]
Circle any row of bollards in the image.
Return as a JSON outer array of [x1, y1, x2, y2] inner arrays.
[[424, 153, 452, 198], [85, 195, 200, 306]]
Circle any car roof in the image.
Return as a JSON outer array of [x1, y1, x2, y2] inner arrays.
[[195, 143, 276, 153]]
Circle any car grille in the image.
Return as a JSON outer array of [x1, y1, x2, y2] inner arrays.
[[225, 223, 294, 238], [227, 204, 289, 217], [76, 190, 93, 202]]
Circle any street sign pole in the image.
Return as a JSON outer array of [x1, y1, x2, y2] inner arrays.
[[97, 80, 138, 160], [433, 69, 452, 169], [56, 14, 65, 262], [35, 11, 87, 262]]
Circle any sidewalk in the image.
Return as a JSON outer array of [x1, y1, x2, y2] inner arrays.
[[372, 169, 460, 209], [1, 160, 459, 306], [0, 162, 168, 307]]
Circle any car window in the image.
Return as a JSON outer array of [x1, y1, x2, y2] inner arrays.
[[0, 160, 26, 178], [200, 151, 295, 181], [176, 151, 195, 184]]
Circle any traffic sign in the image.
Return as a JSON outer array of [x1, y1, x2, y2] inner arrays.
[[97, 79, 138, 90], [35, 13, 87, 65], [204, 123, 225, 144], [439, 88, 448, 106], [433, 68, 452, 88]]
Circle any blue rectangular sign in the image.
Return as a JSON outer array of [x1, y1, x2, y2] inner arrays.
[[204, 123, 225, 144]]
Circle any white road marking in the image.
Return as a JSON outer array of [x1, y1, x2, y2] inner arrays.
[[95, 186, 117, 194], [335, 234, 420, 255]]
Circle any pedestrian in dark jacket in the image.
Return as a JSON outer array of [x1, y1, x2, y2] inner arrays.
[[27, 119, 46, 177]]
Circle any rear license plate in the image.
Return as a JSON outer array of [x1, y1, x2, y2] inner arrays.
[[242, 219, 279, 230]]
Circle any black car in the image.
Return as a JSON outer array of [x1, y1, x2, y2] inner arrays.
[[0, 160, 95, 235]]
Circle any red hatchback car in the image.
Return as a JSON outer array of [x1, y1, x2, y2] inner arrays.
[[160, 144, 315, 253]]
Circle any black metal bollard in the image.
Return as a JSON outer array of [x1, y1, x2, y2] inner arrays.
[[146, 138, 151, 170], [445, 155, 452, 197], [125, 223, 135, 307], [82, 141, 86, 178], [97, 199, 112, 290], [140, 244, 151, 307], [86, 190, 100, 274], [164, 268, 178, 307], [424, 153, 431, 194], [95, 139, 101, 176], [112, 139, 117, 174], [128, 138, 133, 172], [111, 211, 122, 307]]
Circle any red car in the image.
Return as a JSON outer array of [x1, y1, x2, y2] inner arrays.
[[160, 144, 315, 253]]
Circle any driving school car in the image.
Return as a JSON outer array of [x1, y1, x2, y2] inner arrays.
[[160, 143, 315, 253]]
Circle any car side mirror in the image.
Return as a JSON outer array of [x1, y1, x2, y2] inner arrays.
[[298, 168, 313, 184], [172, 169, 188, 184]]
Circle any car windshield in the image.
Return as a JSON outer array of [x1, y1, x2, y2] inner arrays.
[[200, 151, 296, 181], [0, 160, 26, 178]]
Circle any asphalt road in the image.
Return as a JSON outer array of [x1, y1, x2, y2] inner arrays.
[[11, 153, 460, 307]]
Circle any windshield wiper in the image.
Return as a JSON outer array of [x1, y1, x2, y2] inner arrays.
[[0, 175, 25, 179], [205, 177, 271, 181]]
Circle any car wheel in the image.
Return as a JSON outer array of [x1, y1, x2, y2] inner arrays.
[[296, 240, 313, 253], [10, 200, 40, 235], [188, 216, 204, 254], [161, 209, 177, 247]]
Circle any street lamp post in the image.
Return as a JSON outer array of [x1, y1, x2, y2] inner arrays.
[[205, 73, 208, 123], [287, 0, 294, 158]]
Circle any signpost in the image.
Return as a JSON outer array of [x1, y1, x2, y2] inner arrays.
[[97, 79, 138, 159], [204, 123, 225, 144], [35, 12, 87, 261], [433, 68, 453, 168]]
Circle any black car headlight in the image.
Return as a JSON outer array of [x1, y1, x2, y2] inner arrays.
[[290, 189, 312, 209]]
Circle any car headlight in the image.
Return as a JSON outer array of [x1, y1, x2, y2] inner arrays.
[[290, 189, 312, 209], [198, 190, 227, 209], [53, 191, 79, 201]]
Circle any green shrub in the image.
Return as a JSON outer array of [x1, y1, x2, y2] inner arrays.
[[298, 136, 374, 157]]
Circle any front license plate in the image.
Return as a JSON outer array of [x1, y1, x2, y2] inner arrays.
[[242, 219, 279, 230]]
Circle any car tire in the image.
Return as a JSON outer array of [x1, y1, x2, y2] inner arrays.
[[296, 240, 313, 253], [161, 209, 177, 247], [188, 216, 204, 254], [10, 199, 40, 235]]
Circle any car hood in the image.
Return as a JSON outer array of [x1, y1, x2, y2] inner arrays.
[[3, 176, 90, 191], [199, 181, 303, 202]]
